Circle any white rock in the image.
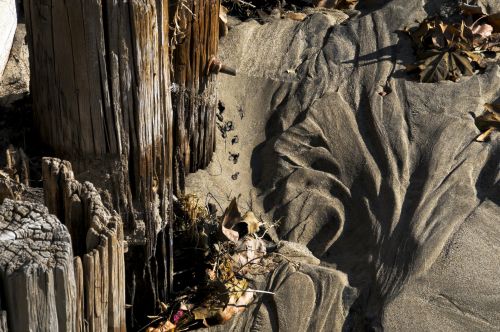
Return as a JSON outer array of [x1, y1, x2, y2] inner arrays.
[[0, 0, 16, 78]]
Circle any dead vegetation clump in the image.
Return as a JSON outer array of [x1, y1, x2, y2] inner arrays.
[[144, 195, 278, 331], [220, 0, 358, 23], [403, 2, 500, 82]]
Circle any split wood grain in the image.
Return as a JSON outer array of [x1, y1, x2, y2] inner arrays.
[[24, 0, 221, 327], [42, 157, 126, 331], [24, 0, 173, 252], [171, 0, 220, 174]]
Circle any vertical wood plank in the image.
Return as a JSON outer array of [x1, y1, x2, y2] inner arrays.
[[84, 253, 95, 331], [74, 257, 84, 332], [171, 0, 220, 174]]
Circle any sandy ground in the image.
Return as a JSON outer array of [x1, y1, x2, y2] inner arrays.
[[189, 1, 500, 330]]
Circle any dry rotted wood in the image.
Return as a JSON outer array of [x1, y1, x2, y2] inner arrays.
[[24, 0, 173, 237], [42, 157, 127, 332], [24, 0, 175, 324], [171, 0, 220, 174], [0, 199, 76, 332], [24, 0, 222, 326], [5, 146, 29, 186], [0, 171, 21, 203]]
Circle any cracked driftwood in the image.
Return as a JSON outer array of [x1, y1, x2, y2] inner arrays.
[[0, 158, 128, 332], [41, 157, 126, 332], [0, 199, 75, 332]]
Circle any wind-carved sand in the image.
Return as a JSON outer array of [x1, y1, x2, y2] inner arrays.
[[187, 0, 500, 330]]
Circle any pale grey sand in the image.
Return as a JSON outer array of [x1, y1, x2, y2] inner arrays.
[[188, 0, 500, 330]]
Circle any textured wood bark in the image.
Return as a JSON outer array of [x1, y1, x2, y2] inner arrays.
[[5, 146, 29, 186], [42, 157, 127, 331], [23, 0, 173, 236], [24, 0, 221, 327], [0, 199, 76, 332], [23, 0, 174, 326], [171, 0, 220, 174]]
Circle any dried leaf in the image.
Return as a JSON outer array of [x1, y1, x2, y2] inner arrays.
[[449, 50, 474, 78], [484, 103, 500, 113], [232, 237, 267, 272], [219, 5, 229, 37], [476, 127, 495, 142], [404, 14, 497, 82], [284, 12, 307, 21], [241, 211, 262, 234], [431, 26, 447, 48], [474, 103, 500, 142], [408, 20, 433, 48], [418, 50, 449, 82], [472, 23, 493, 38], [476, 103, 500, 131], [221, 198, 241, 243], [482, 33, 500, 51], [487, 13, 500, 32], [463, 50, 482, 62], [414, 44, 474, 82], [193, 307, 211, 320]]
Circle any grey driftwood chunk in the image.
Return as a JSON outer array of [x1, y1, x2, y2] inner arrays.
[[42, 157, 127, 332], [0, 199, 76, 332]]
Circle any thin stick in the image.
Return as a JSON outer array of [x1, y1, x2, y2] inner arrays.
[[246, 289, 275, 295], [476, 127, 494, 142], [233, 0, 256, 8]]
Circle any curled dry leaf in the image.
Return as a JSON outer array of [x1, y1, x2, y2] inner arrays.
[[232, 236, 267, 273], [472, 23, 493, 39], [475, 103, 500, 142], [241, 211, 262, 234], [219, 5, 229, 37], [221, 198, 241, 243]]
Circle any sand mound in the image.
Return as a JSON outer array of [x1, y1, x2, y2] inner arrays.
[[188, 0, 500, 330]]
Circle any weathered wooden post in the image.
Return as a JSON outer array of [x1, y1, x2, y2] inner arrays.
[[23, 0, 173, 327], [170, 0, 221, 174], [22, 0, 222, 328]]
